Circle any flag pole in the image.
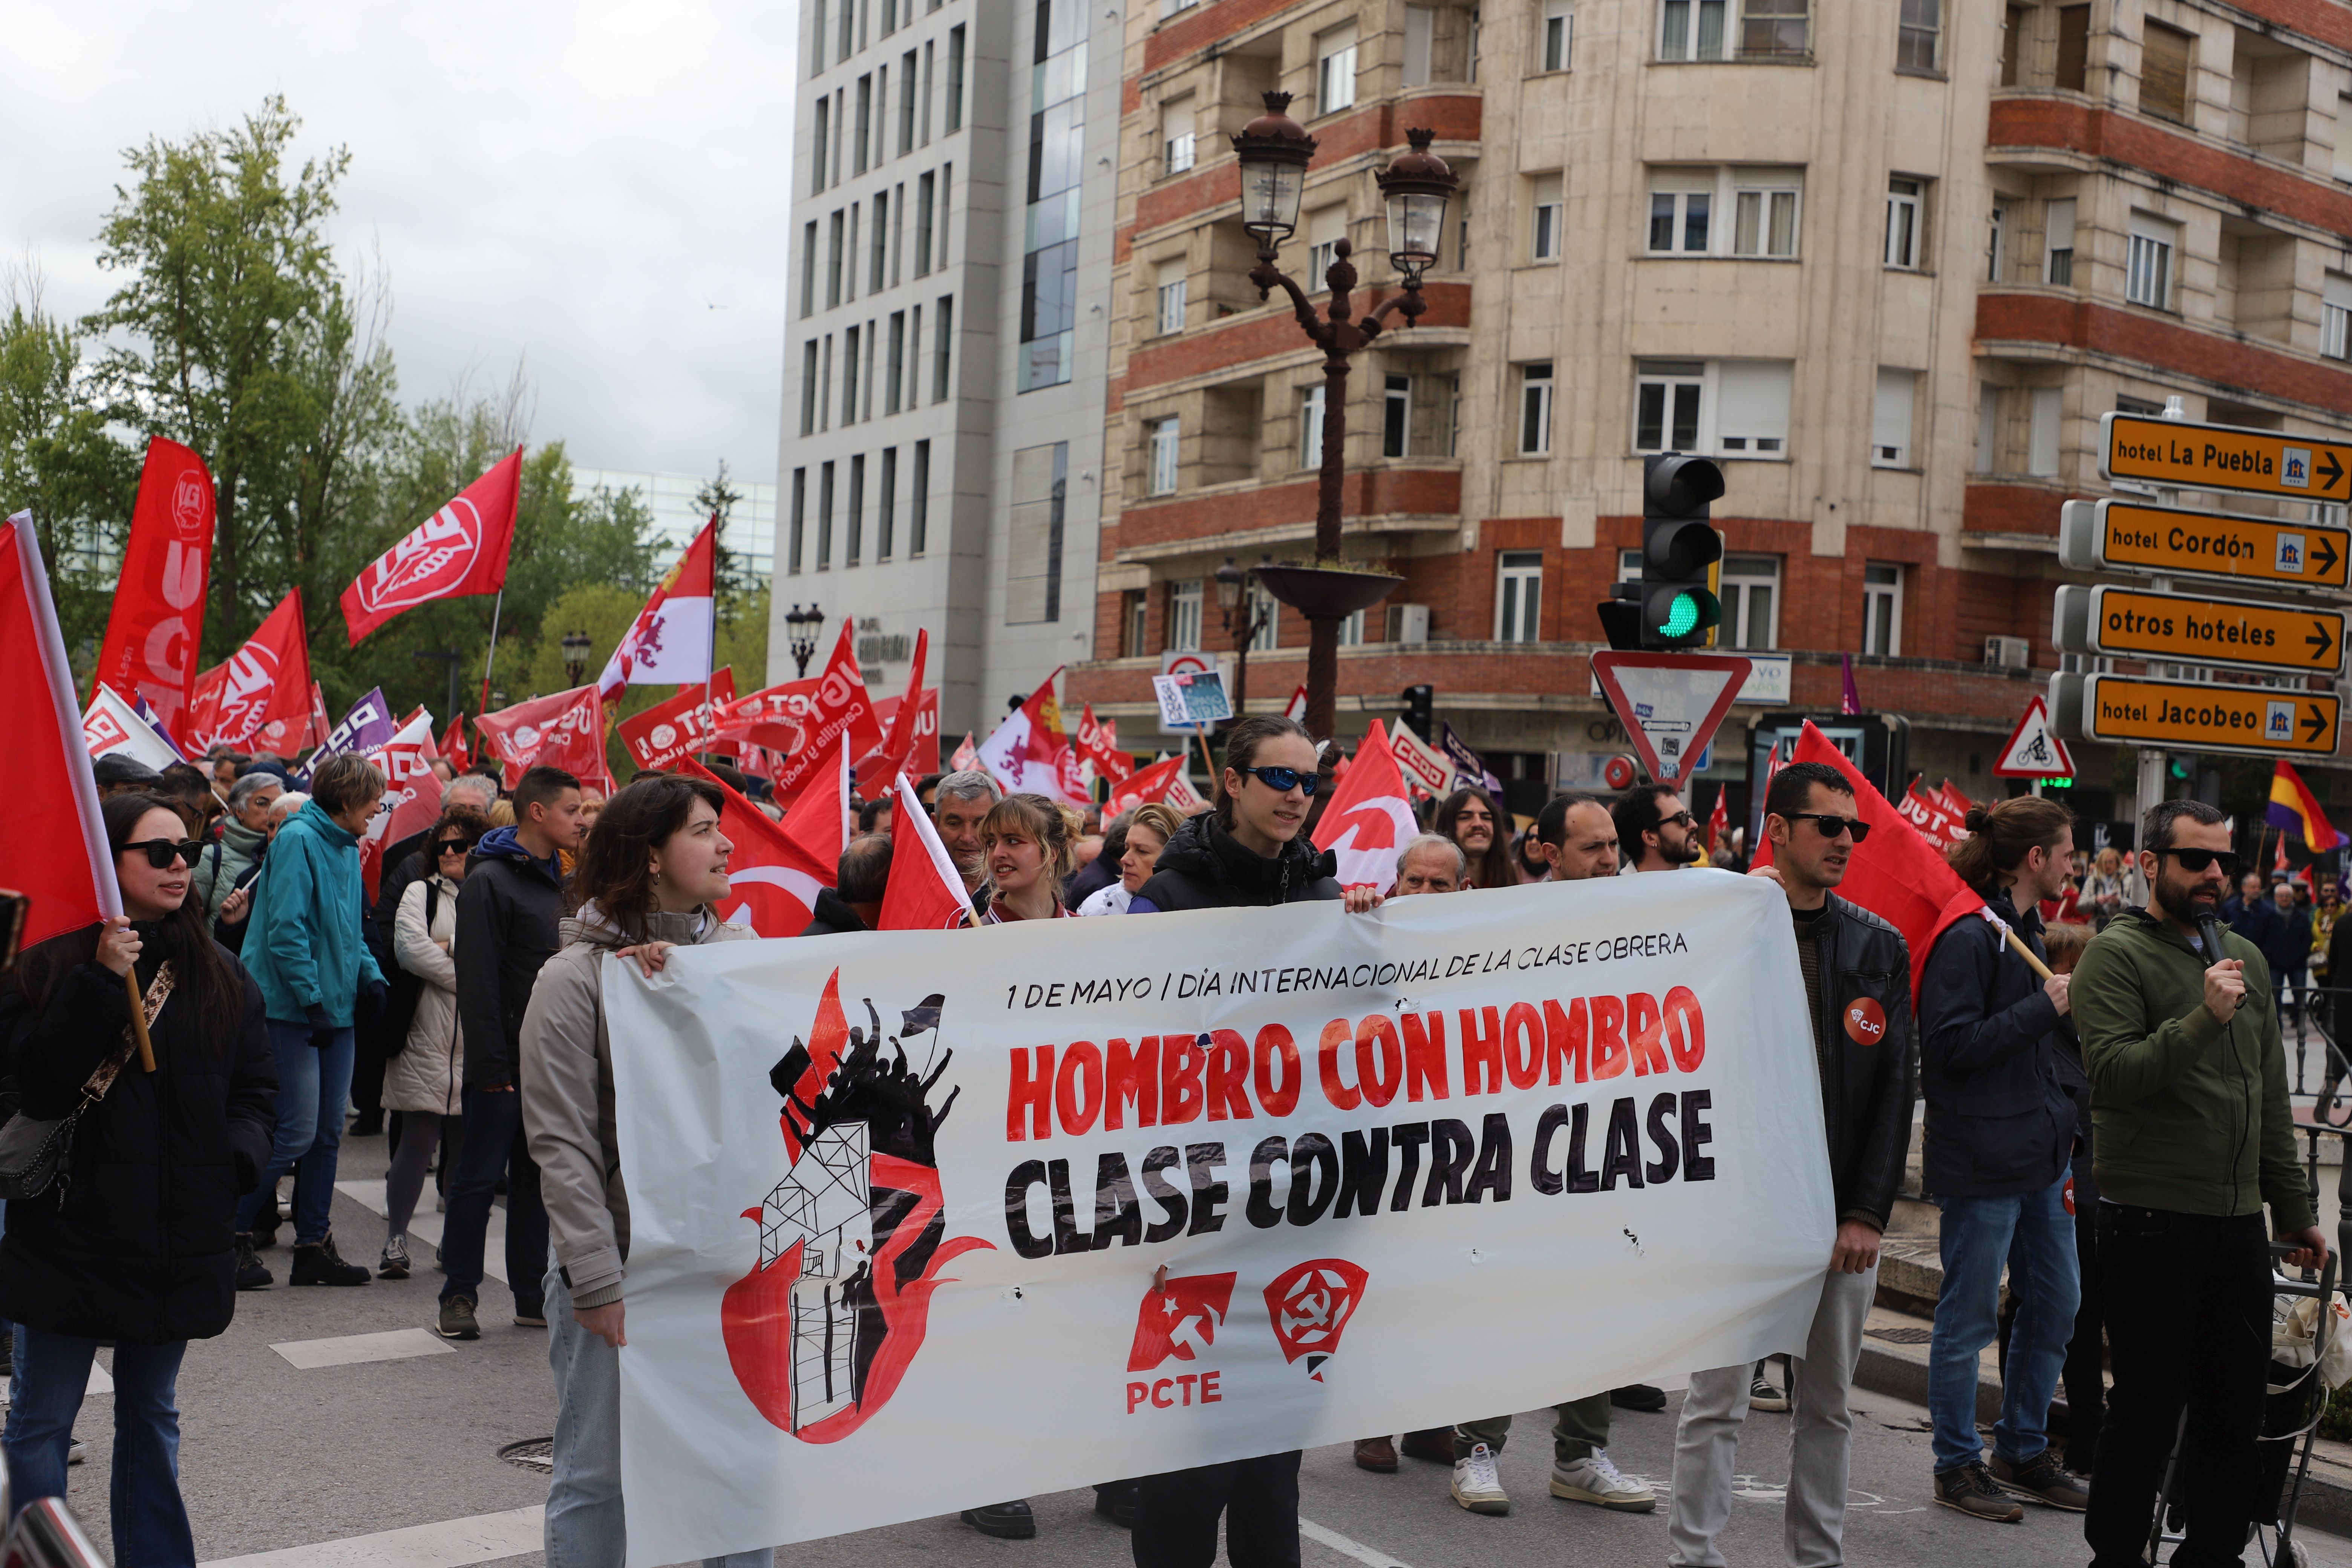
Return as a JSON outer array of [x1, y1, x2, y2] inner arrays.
[[477, 587, 506, 717]]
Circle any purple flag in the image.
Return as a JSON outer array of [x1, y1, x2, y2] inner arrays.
[[1839, 653, 1862, 717], [295, 686, 396, 786]]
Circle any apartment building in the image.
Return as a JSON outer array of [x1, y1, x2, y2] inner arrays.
[[1066, 0, 2352, 822], [770, 0, 1122, 738]]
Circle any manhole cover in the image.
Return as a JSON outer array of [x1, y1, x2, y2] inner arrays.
[[498, 1438, 554, 1472], [1867, 1326, 1932, 1344]]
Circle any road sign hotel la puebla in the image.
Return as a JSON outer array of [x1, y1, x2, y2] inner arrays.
[[774, 0, 2352, 821]]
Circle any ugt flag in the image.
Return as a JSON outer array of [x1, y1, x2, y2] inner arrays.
[[477, 686, 610, 792], [767, 624, 882, 801], [341, 450, 522, 645], [90, 436, 214, 743], [599, 517, 717, 701], [187, 591, 312, 752]]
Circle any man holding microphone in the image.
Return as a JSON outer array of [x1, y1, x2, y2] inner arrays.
[[2070, 798, 2329, 1565]]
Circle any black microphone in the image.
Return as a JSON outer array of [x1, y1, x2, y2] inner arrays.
[[2197, 913, 2225, 966]]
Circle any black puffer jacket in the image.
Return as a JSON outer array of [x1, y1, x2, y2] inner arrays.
[[799, 887, 870, 937], [0, 933, 276, 1342], [1807, 895, 1919, 1232], [1917, 891, 2075, 1197], [455, 828, 567, 1089], [1129, 812, 1342, 913]]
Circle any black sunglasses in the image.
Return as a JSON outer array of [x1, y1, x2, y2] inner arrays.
[[2161, 847, 2241, 877], [1787, 812, 1871, 844], [124, 838, 205, 870], [435, 837, 476, 856], [1660, 810, 1696, 828], [1242, 765, 1320, 797]]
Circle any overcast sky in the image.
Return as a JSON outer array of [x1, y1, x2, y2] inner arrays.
[[3, 1, 795, 487]]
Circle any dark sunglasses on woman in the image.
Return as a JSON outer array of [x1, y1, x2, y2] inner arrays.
[[1243, 766, 1320, 798], [125, 839, 206, 870]]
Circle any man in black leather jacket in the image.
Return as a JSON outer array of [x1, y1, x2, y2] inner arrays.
[[1668, 760, 1916, 1568]]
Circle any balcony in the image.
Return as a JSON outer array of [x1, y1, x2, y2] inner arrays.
[[1115, 461, 1463, 561]]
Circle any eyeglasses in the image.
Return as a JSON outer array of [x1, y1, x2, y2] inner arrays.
[[1786, 812, 1871, 844], [1243, 766, 1320, 797], [2160, 847, 2241, 877], [1660, 811, 1696, 828], [435, 838, 475, 856], [124, 838, 205, 870]]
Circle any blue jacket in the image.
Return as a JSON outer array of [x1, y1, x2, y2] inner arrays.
[[1916, 891, 2076, 1197], [243, 802, 384, 1026]]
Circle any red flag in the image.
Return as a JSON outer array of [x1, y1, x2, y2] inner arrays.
[[950, 732, 979, 772], [1706, 786, 1729, 856], [1897, 780, 1969, 848], [1753, 721, 1975, 997], [91, 437, 214, 744], [357, 714, 444, 901], [305, 679, 332, 752], [854, 631, 930, 784], [619, 668, 740, 774], [1075, 702, 1134, 784], [341, 449, 522, 645], [598, 518, 718, 700], [715, 677, 819, 753], [476, 686, 609, 792], [1315, 720, 1417, 893], [880, 769, 977, 931], [976, 668, 1084, 803], [439, 714, 472, 773], [769, 625, 883, 801], [1106, 754, 1190, 816], [1938, 779, 1975, 818], [191, 592, 312, 752], [679, 754, 838, 937], [0, 514, 122, 949]]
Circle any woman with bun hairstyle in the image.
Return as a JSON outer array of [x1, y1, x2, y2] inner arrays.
[[1915, 795, 2090, 1519]]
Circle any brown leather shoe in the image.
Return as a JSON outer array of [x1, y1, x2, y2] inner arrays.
[[1400, 1427, 1456, 1464], [1354, 1436, 1399, 1473]]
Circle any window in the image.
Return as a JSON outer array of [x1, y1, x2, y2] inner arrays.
[[946, 25, 966, 131], [838, 0, 853, 61], [2140, 21, 2193, 124], [844, 205, 861, 303], [2125, 212, 2177, 309], [2338, 97, 2352, 182], [813, 0, 829, 73], [1299, 384, 1325, 469], [1975, 383, 1999, 472], [1162, 94, 1196, 176], [2001, 3, 2024, 85], [2325, 274, 2352, 361], [2028, 386, 2063, 476], [1987, 201, 2005, 282], [2055, 5, 2089, 91], [1635, 360, 1703, 451], [1719, 555, 1779, 649], [1161, 0, 1198, 15], [1716, 361, 1790, 454], [870, 190, 889, 292], [1245, 582, 1280, 652], [801, 341, 820, 436], [819, 335, 833, 431], [1730, 170, 1801, 257], [800, 222, 819, 317], [1519, 363, 1555, 454], [1741, 0, 1808, 58], [1873, 369, 1916, 467], [933, 294, 954, 401], [1862, 564, 1902, 656], [886, 311, 906, 412], [1148, 416, 1180, 495], [877, 448, 897, 560], [1006, 443, 1068, 623], [1156, 258, 1188, 335], [813, 98, 831, 195], [846, 453, 865, 567], [1337, 608, 1367, 646], [921, 40, 934, 144], [911, 439, 931, 555], [827, 210, 845, 306], [1531, 173, 1564, 260], [1306, 204, 1347, 283], [1122, 591, 1149, 657], [1541, 0, 1573, 70], [842, 324, 861, 425], [1897, 0, 1939, 71], [1403, 5, 1435, 84], [1166, 579, 1203, 652], [1384, 375, 1410, 457], [1647, 173, 1712, 252], [816, 461, 836, 571], [890, 181, 906, 283], [900, 51, 918, 153], [854, 75, 873, 175], [1317, 24, 1359, 115], [1495, 551, 1543, 642], [1885, 178, 1923, 268], [914, 171, 935, 275], [1635, 358, 1792, 457], [788, 467, 807, 574], [1658, 0, 1727, 60], [2044, 198, 2075, 285]]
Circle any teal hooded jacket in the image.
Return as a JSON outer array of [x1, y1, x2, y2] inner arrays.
[[243, 802, 385, 1027]]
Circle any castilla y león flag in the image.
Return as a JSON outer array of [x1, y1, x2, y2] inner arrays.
[[599, 517, 717, 701], [91, 436, 215, 744], [341, 449, 522, 645], [976, 668, 1084, 804]]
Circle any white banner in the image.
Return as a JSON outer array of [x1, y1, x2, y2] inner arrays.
[[606, 870, 1834, 1563]]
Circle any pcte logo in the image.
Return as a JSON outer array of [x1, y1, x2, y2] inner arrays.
[[1125, 1272, 1234, 1414]]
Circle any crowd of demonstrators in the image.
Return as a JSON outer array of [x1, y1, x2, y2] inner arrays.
[[0, 795, 275, 1565]]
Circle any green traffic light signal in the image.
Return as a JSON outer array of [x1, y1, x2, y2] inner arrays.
[[1639, 453, 1726, 649], [1661, 592, 1701, 639]]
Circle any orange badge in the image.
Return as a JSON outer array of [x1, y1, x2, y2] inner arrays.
[[1844, 997, 1887, 1046]]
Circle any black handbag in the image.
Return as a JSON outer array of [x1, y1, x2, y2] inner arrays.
[[0, 963, 171, 1202]]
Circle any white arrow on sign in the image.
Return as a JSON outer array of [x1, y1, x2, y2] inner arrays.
[[1588, 652, 1753, 785]]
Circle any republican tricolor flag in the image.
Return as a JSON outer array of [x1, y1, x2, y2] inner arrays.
[[2268, 759, 2342, 851], [599, 517, 717, 701]]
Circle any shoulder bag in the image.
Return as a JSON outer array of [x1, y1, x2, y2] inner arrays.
[[0, 963, 174, 1202]]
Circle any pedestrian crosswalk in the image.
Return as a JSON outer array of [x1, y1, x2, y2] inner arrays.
[[269, 1329, 455, 1370], [196, 1504, 544, 1568]]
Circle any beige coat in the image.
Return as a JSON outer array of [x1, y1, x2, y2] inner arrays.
[[384, 873, 465, 1116], [520, 906, 755, 1309]]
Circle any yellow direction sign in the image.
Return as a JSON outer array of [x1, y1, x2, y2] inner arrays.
[[2052, 583, 2345, 675], [2058, 498, 2352, 590], [2050, 671, 2340, 758], [2102, 411, 2352, 499]]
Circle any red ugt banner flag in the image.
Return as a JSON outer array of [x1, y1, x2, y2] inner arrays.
[[188, 591, 313, 752], [768, 625, 882, 801], [621, 669, 740, 773], [90, 436, 214, 744], [341, 449, 522, 645], [477, 685, 609, 791]]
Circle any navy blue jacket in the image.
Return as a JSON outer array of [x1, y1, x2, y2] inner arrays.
[[1917, 891, 2077, 1197]]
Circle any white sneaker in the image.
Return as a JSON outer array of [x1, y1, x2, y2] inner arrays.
[[1452, 1442, 1509, 1514], [1551, 1449, 1656, 1512]]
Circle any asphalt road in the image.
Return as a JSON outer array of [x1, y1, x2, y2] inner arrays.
[[29, 1129, 2352, 1567]]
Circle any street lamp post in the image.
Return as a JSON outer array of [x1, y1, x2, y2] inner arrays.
[[560, 630, 592, 690], [784, 603, 826, 678], [1214, 556, 1272, 716], [1231, 95, 1458, 742]]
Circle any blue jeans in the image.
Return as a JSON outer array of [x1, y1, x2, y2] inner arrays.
[[3, 1328, 192, 1567], [544, 1266, 769, 1568], [1930, 1176, 2080, 1472], [438, 1085, 548, 1312], [234, 1020, 355, 1245]]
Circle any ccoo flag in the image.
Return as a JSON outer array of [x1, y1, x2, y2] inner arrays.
[[2268, 759, 2342, 851], [341, 450, 522, 645]]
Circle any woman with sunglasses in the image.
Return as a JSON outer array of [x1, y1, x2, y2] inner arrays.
[[376, 805, 493, 1279], [0, 793, 276, 1565]]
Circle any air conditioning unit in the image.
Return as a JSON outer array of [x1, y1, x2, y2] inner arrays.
[[1386, 603, 1430, 644], [1984, 635, 2032, 670]]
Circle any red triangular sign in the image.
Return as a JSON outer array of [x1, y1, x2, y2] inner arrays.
[[1994, 695, 2076, 778], [1588, 652, 1753, 785]]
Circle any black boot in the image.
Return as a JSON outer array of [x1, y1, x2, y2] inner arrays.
[[289, 1233, 371, 1286], [960, 1500, 1036, 1539], [234, 1233, 273, 1290]]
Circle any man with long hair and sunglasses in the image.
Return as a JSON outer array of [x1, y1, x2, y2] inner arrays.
[[2070, 798, 2327, 1566], [1668, 760, 1915, 1568]]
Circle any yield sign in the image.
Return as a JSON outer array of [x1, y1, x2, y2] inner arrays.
[[1589, 652, 1752, 785], [1994, 694, 2076, 779]]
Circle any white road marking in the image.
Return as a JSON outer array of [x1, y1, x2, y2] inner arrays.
[[333, 1180, 507, 1283], [270, 1329, 456, 1370], [196, 1505, 544, 1568], [1299, 1517, 1414, 1568], [87, 1362, 112, 1396]]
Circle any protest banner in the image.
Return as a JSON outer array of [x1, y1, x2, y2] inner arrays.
[[604, 870, 1833, 1561], [769, 626, 884, 800]]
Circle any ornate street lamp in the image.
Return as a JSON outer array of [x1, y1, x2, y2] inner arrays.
[[785, 603, 826, 678], [1214, 556, 1273, 716], [1231, 95, 1459, 742], [560, 630, 592, 689]]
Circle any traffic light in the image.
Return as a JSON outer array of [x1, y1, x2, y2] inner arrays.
[[1638, 453, 1726, 649], [1401, 684, 1433, 738]]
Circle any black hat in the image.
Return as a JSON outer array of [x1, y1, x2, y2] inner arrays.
[[93, 753, 164, 787]]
